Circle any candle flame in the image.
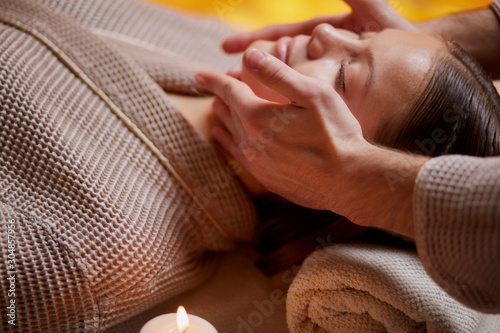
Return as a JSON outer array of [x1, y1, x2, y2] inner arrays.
[[177, 306, 189, 332]]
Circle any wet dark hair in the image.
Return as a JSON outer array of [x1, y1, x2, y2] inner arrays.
[[377, 40, 500, 156], [254, 40, 500, 276]]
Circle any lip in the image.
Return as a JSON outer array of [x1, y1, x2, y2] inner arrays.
[[286, 36, 298, 65], [276, 36, 292, 65]]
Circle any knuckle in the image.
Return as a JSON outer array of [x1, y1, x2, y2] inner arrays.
[[316, 85, 334, 105], [265, 64, 288, 85], [241, 117, 260, 137], [239, 106, 264, 133], [221, 81, 236, 101], [300, 86, 319, 101], [239, 141, 259, 162], [301, 81, 331, 103]]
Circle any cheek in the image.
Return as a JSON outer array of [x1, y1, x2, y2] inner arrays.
[[241, 65, 290, 104], [348, 101, 379, 140]]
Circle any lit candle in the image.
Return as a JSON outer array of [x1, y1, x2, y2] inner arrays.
[[140, 306, 218, 333]]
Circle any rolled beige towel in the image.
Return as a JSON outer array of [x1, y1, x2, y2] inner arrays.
[[287, 243, 500, 333]]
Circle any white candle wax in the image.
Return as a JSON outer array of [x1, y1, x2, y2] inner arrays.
[[140, 313, 218, 333]]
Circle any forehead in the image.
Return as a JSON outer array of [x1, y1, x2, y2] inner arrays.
[[373, 29, 445, 93], [357, 29, 447, 138]]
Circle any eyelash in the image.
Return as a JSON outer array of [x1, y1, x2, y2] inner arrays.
[[338, 29, 365, 92], [338, 62, 346, 92]]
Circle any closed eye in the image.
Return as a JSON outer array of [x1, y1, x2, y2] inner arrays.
[[338, 61, 346, 92], [339, 29, 374, 92]]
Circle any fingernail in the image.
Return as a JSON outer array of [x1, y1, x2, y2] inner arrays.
[[246, 48, 267, 70], [195, 74, 206, 87]]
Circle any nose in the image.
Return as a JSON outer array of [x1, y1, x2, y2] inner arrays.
[[308, 23, 358, 60]]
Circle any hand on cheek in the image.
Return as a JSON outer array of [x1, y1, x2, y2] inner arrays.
[[240, 49, 290, 104], [195, 48, 367, 213]]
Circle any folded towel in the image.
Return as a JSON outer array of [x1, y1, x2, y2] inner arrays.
[[286, 243, 500, 333]]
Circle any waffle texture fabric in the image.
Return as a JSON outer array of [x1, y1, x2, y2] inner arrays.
[[414, 155, 500, 313], [0, 0, 255, 331], [287, 243, 500, 333], [105, 244, 291, 333]]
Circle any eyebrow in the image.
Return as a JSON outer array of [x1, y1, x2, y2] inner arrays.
[[364, 49, 375, 94]]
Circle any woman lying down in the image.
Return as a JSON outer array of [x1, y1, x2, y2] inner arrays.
[[0, 0, 499, 331], [176, 25, 500, 274]]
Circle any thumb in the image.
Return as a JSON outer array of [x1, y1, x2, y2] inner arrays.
[[244, 48, 327, 107]]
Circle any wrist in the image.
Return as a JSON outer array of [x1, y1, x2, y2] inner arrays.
[[416, 7, 500, 79], [331, 143, 429, 239]]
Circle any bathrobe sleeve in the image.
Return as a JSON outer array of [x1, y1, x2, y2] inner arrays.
[[413, 155, 500, 313]]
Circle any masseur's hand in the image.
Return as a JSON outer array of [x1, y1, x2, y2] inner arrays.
[[196, 49, 368, 213], [222, 0, 416, 54], [416, 6, 500, 79], [196, 50, 429, 238]]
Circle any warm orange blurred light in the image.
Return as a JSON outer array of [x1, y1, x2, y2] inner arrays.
[[145, 0, 490, 28]]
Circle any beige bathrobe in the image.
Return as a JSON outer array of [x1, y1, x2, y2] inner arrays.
[[412, 0, 500, 314], [1, 0, 499, 332], [0, 0, 256, 331]]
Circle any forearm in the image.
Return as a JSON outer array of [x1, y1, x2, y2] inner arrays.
[[417, 4, 500, 79], [334, 144, 429, 239]]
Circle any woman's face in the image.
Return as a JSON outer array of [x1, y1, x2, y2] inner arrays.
[[241, 25, 446, 139]]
